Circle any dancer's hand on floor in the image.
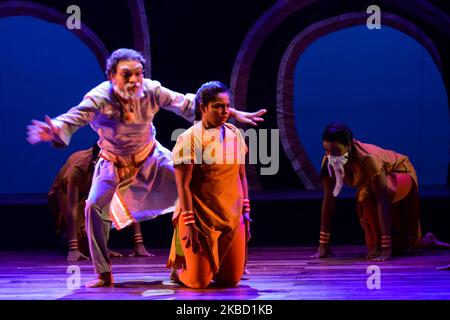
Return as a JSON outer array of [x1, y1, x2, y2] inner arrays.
[[182, 224, 207, 254], [26, 115, 61, 144], [311, 245, 335, 259]]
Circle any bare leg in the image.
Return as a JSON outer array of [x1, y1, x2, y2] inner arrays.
[[67, 241, 90, 262], [372, 199, 391, 261], [129, 222, 154, 257], [360, 200, 381, 259], [424, 233, 450, 270], [422, 232, 450, 249], [365, 218, 381, 260], [374, 215, 392, 261], [66, 183, 89, 262]]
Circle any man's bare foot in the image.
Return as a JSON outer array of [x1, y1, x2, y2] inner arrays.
[[311, 245, 336, 259], [372, 247, 392, 261], [109, 250, 123, 258], [437, 264, 450, 271], [67, 249, 90, 262], [85, 272, 113, 288], [129, 244, 155, 257], [366, 246, 381, 259]]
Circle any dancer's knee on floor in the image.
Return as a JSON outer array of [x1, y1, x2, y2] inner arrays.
[[181, 268, 214, 289], [187, 275, 213, 289], [214, 277, 241, 287], [214, 271, 243, 287]]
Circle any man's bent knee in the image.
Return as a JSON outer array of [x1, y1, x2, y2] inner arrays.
[[85, 200, 105, 219]]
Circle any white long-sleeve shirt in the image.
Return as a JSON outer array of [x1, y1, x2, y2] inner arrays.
[[52, 79, 196, 155]]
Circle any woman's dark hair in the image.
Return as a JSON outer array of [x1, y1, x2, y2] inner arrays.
[[194, 81, 230, 121], [105, 48, 146, 78], [322, 122, 354, 146]]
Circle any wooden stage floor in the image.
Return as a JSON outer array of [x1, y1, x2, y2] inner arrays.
[[1, 246, 450, 300]]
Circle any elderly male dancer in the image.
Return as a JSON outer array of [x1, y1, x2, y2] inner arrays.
[[27, 48, 265, 287]]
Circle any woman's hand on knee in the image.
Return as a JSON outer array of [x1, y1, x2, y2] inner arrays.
[[182, 224, 207, 254]]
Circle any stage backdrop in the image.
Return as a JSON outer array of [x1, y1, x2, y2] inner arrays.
[[0, 16, 102, 193]]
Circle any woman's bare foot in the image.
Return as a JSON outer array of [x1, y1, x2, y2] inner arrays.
[[311, 245, 336, 259], [372, 247, 392, 261], [366, 246, 381, 259], [129, 244, 155, 257], [109, 250, 123, 258], [85, 272, 113, 288], [421, 233, 450, 249], [67, 249, 90, 262], [437, 264, 450, 271]]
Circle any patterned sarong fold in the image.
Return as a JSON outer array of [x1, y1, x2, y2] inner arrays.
[[99, 142, 155, 230]]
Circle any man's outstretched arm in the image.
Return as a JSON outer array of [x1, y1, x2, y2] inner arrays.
[[26, 98, 97, 146]]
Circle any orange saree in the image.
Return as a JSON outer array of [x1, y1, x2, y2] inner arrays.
[[167, 122, 247, 276]]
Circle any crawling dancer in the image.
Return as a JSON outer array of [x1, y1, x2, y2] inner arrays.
[[312, 122, 449, 261]]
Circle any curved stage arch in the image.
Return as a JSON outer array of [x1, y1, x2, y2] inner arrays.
[[277, 12, 446, 189], [0, 0, 152, 75], [230, 0, 450, 189], [0, 1, 109, 70]]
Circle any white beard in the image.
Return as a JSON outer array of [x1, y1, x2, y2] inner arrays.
[[327, 152, 349, 197], [113, 82, 144, 100]]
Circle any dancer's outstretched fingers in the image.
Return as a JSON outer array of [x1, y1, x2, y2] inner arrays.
[[44, 115, 58, 132]]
